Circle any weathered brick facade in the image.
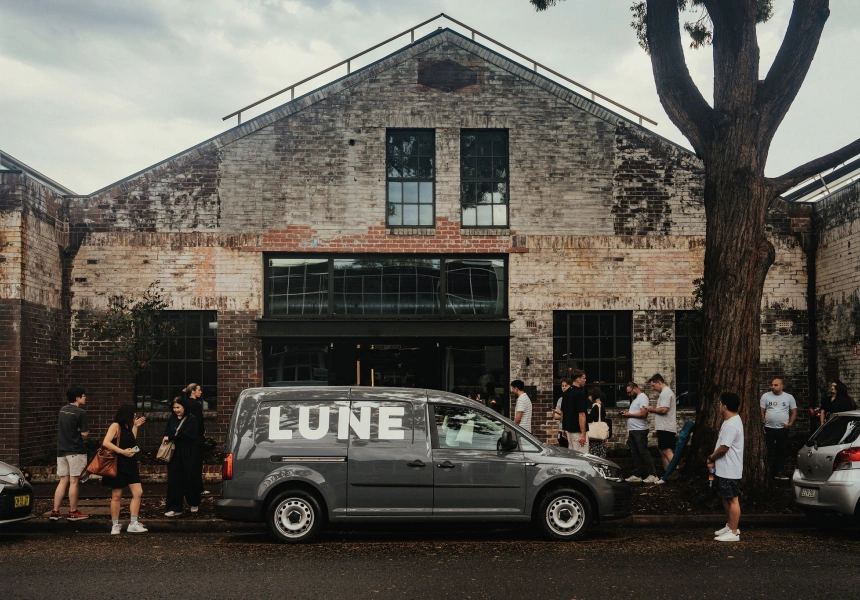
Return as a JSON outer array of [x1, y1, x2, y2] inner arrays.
[[0, 28, 821, 461]]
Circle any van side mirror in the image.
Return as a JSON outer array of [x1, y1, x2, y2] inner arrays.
[[498, 429, 518, 451]]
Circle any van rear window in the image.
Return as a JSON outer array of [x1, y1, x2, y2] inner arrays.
[[809, 415, 860, 448]]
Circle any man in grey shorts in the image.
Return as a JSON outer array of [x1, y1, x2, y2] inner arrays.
[[51, 386, 90, 521]]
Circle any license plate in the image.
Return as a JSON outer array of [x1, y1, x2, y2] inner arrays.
[[801, 488, 817, 498], [14, 495, 30, 508]]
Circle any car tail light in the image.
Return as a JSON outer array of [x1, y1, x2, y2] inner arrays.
[[833, 447, 860, 471], [222, 453, 233, 480]]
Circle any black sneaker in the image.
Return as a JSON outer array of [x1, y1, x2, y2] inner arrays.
[[49, 510, 62, 521]]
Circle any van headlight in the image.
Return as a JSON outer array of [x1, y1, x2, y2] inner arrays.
[[592, 463, 622, 481]]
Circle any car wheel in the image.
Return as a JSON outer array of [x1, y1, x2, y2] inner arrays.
[[536, 487, 592, 541], [266, 490, 324, 543]]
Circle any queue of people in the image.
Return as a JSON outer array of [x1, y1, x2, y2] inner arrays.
[[50, 383, 210, 534]]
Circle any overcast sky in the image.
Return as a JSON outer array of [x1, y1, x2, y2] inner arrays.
[[2, 0, 859, 194]]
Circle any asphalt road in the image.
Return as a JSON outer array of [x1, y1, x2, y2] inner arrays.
[[1, 524, 858, 599]]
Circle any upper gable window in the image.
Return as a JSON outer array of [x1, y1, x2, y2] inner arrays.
[[460, 130, 509, 228], [386, 130, 435, 228]]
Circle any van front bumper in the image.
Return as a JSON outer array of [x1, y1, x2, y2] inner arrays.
[[215, 498, 263, 522], [598, 479, 632, 521]]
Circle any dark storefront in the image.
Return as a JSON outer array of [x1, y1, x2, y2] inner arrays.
[[257, 255, 511, 413]]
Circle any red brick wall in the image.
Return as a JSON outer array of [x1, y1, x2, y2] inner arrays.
[[0, 300, 22, 463], [214, 311, 261, 442]]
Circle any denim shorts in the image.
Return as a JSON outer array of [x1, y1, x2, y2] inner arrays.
[[716, 476, 741, 499]]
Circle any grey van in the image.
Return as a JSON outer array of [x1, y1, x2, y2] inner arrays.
[[216, 387, 630, 542]]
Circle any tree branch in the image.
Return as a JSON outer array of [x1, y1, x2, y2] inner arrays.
[[768, 135, 860, 196], [757, 0, 830, 142], [703, 0, 761, 115], [645, 0, 713, 152]]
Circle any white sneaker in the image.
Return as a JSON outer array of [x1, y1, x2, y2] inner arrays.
[[654, 478, 665, 485], [110, 523, 122, 535], [714, 530, 740, 542], [625, 475, 642, 483], [201, 490, 211, 496], [715, 524, 730, 536], [127, 522, 148, 534], [164, 510, 181, 517], [190, 506, 199, 513], [643, 475, 658, 484]]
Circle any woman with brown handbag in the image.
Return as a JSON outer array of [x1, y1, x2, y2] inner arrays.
[[101, 403, 147, 535], [163, 396, 200, 517]]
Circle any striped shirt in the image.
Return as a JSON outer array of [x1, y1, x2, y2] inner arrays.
[[515, 393, 533, 432]]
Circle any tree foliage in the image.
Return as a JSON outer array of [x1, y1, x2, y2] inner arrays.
[[90, 282, 174, 402]]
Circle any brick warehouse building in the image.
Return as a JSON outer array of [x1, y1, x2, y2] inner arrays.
[[1, 26, 841, 464]]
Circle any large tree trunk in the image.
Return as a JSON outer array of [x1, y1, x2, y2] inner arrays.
[[691, 158, 774, 493]]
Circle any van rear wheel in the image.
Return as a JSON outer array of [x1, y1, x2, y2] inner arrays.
[[536, 488, 592, 541], [267, 490, 324, 543]]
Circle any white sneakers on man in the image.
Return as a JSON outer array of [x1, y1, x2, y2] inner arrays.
[[110, 523, 122, 535], [625, 475, 642, 483], [714, 530, 740, 542], [164, 510, 181, 517], [127, 522, 148, 534], [642, 475, 658, 484], [190, 506, 199, 513]]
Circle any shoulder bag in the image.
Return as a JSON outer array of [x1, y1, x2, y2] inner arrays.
[[587, 404, 609, 441], [85, 426, 120, 478], [156, 417, 186, 463]]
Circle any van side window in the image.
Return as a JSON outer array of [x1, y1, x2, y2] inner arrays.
[[432, 405, 507, 451], [348, 401, 414, 447], [255, 400, 349, 447]]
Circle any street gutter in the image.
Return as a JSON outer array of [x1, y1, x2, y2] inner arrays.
[[2, 514, 804, 534]]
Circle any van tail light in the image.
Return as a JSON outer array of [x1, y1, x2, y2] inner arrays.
[[222, 453, 233, 480], [833, 447, 860, 471]]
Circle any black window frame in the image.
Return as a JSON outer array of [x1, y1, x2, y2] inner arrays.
[[460, 129, 509, 229], [386, 129, 436, 229], [136, 310, 218, 411], [552, 311, 633, 408], [264, 254, 508, 319], [675, 310, 701, 409]]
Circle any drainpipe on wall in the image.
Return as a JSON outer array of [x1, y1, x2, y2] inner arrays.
[[805, 221, 819, 412]]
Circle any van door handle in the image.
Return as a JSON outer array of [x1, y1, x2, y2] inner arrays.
[[437, 461, 455, 470], [406, 460, 426, 468]]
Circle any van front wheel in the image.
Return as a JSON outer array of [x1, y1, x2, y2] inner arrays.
[[267, 490, 324, 543], [536, 488, 592, 541]]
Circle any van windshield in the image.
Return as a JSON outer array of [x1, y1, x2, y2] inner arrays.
[[808, 415, 860, 447]]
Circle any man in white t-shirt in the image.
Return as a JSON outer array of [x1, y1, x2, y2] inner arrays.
[[759, 378, 796, 480], [621, 382, 657, 483], [511, 380, 532, 433], [708, 392, 745, 542], [646, 373, 677, 474]]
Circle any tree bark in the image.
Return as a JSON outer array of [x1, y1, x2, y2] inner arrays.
[[691, 162, 774, 493]]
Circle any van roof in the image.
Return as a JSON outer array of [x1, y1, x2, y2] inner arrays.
[[238, 386, 490, 408]]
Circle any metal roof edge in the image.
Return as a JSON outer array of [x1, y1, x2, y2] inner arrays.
[[0, 150, 76, 195]]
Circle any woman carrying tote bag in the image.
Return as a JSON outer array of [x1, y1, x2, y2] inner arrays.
[[101, 403, 147, 535], [586, 386, 608, 458], [163, 396, 200, 517]]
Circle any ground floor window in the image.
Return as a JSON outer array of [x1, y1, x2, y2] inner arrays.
[[137, 311, 218, 410], [675, 310, 700, 409], [263, 338, 509, 415], [552, 311, 632, 407]]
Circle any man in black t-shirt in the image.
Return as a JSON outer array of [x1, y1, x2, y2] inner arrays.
[[560, 369, 590, 453], [51, 386, 90, 521]]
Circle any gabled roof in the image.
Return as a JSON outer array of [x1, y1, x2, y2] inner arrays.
[[80, 27, 692, 200], [0, 149, 76, 195]]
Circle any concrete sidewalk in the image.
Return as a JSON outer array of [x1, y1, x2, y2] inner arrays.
[[30, 482, 220, 499]]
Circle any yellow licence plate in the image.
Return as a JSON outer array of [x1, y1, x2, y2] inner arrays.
[[14, 495, 30, 508]]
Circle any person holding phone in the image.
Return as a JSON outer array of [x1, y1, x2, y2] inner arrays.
[[101, 403, 147, 535]]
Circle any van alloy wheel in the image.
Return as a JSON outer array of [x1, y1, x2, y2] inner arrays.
[[546, 496, 585, 536], [536, 487, 592, 541], [266, 490, 324, 543], [276, 498, 314, 538]]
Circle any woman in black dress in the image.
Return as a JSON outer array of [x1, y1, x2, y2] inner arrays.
[[163, 396, 200, 517], [101, 403, 147, 535], [822, 380, 855, 424]]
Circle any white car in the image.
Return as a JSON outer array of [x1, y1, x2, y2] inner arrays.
[[0, 461, 34, 525], [793, 410, 860, 523]]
